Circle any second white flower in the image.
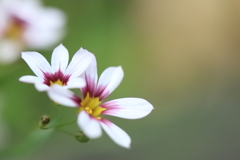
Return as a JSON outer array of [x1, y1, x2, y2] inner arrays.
[[19, 44, 95, 91]]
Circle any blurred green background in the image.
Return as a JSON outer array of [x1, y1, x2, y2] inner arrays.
[[1, 0, 240, 159]]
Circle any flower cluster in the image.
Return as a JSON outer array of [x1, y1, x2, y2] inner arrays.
[[19, 44, 154, 148]]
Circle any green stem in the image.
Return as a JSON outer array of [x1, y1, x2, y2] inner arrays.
[[57, 105, 61, 118], [56, 128, 75, 136], [40, 105, 76, 133], [41, 119, 76, 130], [55, 119, 76, 128]]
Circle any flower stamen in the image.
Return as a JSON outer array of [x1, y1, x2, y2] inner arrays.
[[50, 79, 65, 86], [79, 93, 106, 119]]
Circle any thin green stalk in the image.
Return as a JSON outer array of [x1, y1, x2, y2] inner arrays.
[[55, 119, 76, 128], [56, 128, 75, 136], [41, 119, 76, 130]]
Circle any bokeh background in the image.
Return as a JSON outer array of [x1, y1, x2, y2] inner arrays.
[[1, 0, 240, 159]]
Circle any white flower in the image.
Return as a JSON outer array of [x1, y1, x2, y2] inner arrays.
[[19, 44, 94, 92], [47, 56, 154, 148], [0, 0, 66, 64]]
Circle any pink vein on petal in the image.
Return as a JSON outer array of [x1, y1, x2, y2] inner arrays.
[[82, 75, 95, 97], [43, 69, 70, 86], [101, 101, 119, 109], [100, 118, 112, 126], [70, 94, 82, 105], [95, 85, 108, 100], [101, 101, 120, 115]]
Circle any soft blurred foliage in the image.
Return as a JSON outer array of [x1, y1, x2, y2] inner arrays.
[[1, 0, 240, 160]]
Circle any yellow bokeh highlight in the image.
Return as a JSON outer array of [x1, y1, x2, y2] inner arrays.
[[5, 20, 25, 40]]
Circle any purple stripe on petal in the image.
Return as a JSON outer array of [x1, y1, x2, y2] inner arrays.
[[9, 15, 28, 31], [82, 74, 96, 98], [43, 69, 70, 86], [11, 15, 28, 27], [99, 90, 110, 101], [95, 85, 108, 100], [81, 75, 109, 100], [70, 94, 82, 105], [100, 118, 111, 126], [102, 109, 119, 115], [101, 101, 119, 109], [101, 101, 120, 115]]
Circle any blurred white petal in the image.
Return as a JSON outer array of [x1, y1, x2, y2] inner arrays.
[[19, 75, 42, 84], [0, 0, 66, 53], [77, 111, 102, 139], [23, 7, 66, 48], [47, 85, 79, 107], [0, 39, 22, 64], [34, 84, 49, 92]]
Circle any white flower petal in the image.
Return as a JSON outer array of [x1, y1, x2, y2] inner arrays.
[[102, 98, 154, 119], [77, 111, 102, 139], [47, 85, 79, 107], [34, 84, 49, 92], [19, 75, 42, 84], [81, 55, 98, 96], [3, 0, 41, 20], [0, 0, 66, 49], [98, 66, 124, 99], [25, 29, 65, 49], [83, 55, 98, 84], [65, 48, 94, 78], [0, 7, 8, 32], [20, 1, 66, 48], [100, 119, 131, 149], [66, 78, 86, 89], [28, 7, 65, 30], [51, 44, 69, 73], [21, 51, 51, 78]]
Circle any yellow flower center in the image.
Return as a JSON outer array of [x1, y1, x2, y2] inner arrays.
[[79, 93, 106, 120], [50, 79, 65, 86], [4, 20, 25, 40]]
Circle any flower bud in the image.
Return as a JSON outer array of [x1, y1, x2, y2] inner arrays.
[[75, 131, 89, 143], [39, 115, 50, 129]]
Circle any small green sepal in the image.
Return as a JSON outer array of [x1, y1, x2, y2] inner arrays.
[[75, 131, 89, 143]]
